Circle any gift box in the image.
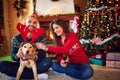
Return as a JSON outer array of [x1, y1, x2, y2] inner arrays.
[[106, 52, 120, 60], [90, 58, 106, 66], [106, 60, 115, 68], [115, 53, 120, 60], [106, 60, 120, 68], [106, 52, 120, 68], [115, 61, 120, 68], [106, 52, 116, 60]]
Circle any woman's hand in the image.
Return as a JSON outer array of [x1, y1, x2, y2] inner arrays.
[[60, 59, 68, 68], [36, 43, 48, 51]]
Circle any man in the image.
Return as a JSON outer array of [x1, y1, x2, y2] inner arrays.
[[0, 13, 52, 79]]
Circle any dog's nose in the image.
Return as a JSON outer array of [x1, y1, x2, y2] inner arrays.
[[26, 51, 29, 54]]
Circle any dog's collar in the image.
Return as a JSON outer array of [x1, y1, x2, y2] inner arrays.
[[21, 57, 30, 65], [21, 57, 29, 61]]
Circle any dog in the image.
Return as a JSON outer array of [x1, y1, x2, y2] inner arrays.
[[16, 42, 38, 80]]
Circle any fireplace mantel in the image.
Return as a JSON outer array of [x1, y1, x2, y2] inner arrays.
[[38, 15, 74, 27]]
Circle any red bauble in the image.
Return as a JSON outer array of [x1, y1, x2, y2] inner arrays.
[[114, 41, 118, 45], [84, 47, 89, 51], [104, 50, 108, 54], [108, 46, 112, 50]]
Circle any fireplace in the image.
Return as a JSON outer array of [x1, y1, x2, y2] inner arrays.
[[38, 15, 74, 44]]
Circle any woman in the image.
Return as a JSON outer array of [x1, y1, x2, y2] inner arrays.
[[36, 19, 93, 79]]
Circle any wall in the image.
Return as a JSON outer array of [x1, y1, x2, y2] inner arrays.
[[74, 0, 87, 15], [2, 0, 33, 53]]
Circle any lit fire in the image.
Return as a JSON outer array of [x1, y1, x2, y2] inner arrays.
[[46, 30, 53, 40]]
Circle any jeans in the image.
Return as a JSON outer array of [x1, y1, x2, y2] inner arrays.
[[0, 57, 52, 79], [52, 62, 94, 80]]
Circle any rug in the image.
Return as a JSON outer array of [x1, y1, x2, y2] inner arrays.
[[0, 55, 120, 80]]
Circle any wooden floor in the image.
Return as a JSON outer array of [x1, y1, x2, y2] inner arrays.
[[89, 64, 120, 80]]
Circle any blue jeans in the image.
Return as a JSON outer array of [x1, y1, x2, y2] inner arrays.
[[0, 57, 52, 79], [52, 62, 94, 80]]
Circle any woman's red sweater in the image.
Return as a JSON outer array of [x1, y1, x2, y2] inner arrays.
[[48, 32, 89, 63]]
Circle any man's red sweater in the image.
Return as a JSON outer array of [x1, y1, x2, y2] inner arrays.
[[48, 32, 89, 63]]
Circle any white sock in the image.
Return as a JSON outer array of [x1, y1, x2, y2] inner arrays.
[[38, 73, 48, 80]]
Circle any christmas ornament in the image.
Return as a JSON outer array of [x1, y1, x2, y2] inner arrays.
[[71, 16, 82, 33], [13, 0, 27, 17]]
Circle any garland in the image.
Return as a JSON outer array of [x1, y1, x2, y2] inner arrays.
[[86, 5, 105, 11], [13, 0, 27, 17], [80, 33, 119, 45]]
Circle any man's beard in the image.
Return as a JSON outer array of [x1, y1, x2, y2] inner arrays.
[[28, 26, 36, 31], [27, 32, 32, 40]]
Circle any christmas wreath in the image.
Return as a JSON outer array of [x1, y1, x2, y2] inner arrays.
[[13, 0, 27, 17]]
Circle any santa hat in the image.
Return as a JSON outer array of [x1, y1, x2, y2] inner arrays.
[[30, 11, 39, 19]]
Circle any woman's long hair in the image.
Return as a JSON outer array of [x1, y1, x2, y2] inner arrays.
[[49, 19, 70, 46]]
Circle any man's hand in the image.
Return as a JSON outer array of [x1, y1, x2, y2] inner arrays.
[[16, 47, 24, 59], [16, 47, 37, 60]]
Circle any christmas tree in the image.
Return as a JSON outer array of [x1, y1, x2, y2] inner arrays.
[[78, 0, 120, 59]]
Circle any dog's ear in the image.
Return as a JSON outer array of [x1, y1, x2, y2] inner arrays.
[[31, 43, 36, 48], [20, 42, 25, 47]]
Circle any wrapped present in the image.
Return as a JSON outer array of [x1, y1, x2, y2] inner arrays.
[[90, 58, 106, 66], [115, 61, 120, 68], [115, 53, 120, 60], [106, 52, 120, 68], [106, 52, 116, 60], [106, 52, 120, 60], [106, 60, 115, 68], [106, 60, 120, 68]]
